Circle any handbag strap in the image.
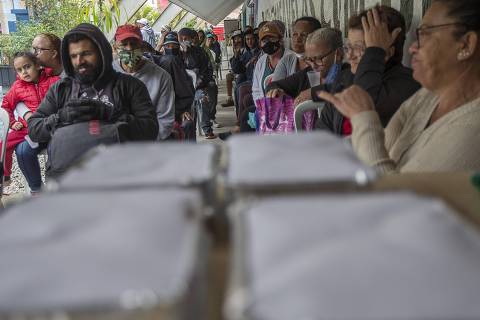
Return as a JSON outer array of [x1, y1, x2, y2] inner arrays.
[[264, 95, 288, 130]]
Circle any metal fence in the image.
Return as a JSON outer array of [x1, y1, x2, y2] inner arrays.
[[0, 65, 16, 88]]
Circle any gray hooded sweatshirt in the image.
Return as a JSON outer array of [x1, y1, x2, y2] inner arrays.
[[114, 58, 175, 140]]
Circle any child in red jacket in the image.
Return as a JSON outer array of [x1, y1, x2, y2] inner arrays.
[[1, 52, 60, 185]]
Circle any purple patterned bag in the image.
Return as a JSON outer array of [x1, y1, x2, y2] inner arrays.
[[255, 96, 295, 135], [302, 110, 316, 131], [255, 96, 315, 134]]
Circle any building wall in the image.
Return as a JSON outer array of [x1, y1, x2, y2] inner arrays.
[[0, 0, 28, 33], [254, 0, 433, 65]]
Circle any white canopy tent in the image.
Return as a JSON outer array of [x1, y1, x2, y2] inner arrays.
[[168, 0, 244, 25]]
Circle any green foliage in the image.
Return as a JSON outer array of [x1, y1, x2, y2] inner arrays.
[[25, 0, 83, 35], [170, 10, 188, 29], [185, 17, 198, 29], [8, 23, 56, 57], [0, 0, 122, 64], [0, 36, 13, 64], [82, 0, 122, 34], [131, 3, 161, 25]]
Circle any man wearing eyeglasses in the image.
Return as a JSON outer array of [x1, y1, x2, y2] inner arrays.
[[16, 23, 158, 186], [31, 33, 64, 77]]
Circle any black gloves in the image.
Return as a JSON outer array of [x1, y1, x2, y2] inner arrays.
[[57, 98, 115, 126]]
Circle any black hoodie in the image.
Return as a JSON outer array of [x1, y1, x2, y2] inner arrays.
[[61, 23, 116, 90], [27, 23, 158, 176]]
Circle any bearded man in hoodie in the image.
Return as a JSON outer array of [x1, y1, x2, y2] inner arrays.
[[17, 23, 158, 190]]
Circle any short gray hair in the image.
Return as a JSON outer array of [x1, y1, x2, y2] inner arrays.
[[306, 27, 343, 50]]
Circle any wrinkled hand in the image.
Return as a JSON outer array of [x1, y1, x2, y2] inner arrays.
[[11, 121, 24, 130], [294, 89, 312, 106], [317, 85, 374, 119], [362, 7, 402, 52], [266, 88, 285, 99]]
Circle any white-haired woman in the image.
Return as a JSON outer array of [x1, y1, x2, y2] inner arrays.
[[266, 27, 346, 105]]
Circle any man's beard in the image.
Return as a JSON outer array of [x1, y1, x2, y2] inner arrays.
[[74, 63, 101, 84]]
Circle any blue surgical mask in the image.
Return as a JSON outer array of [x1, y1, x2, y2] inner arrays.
[[325, 55, 341, 85]]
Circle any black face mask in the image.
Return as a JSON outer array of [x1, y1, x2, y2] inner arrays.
[[164, 48, 180, 56], [262, 41, 280, 55]]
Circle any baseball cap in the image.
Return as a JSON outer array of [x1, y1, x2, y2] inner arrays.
[[206, 33, 215, 39], [115, 24, 142, 41], [136, 18, 149, 26], [231, 29, 243, 38], [259, 22, 282, 40], [163, 31, 180, 46]]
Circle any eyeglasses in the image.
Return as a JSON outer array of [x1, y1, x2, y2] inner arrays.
[[31, 47, 52, 55], [415, 23, 465, 48], [343, 44, 365, 56], [303, 49, 335, 65]]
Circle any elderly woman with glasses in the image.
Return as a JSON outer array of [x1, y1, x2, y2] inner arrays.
[[265, 27, 347, 104], [315, 5, 420, 136], [320, 0, 480, 172]]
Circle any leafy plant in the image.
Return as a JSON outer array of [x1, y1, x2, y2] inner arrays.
[[170, 10, 188, 29], [185, 17, 198, 29], [0, 0, 122, 63], [82, 0, 122, 33], [131, 3, 161, 25]]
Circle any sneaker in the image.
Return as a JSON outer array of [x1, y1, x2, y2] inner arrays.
[[212, 120, 222, 128], [205, 132, 217, 139], [221, 97, 234, 107]]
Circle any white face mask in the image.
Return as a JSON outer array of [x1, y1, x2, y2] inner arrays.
[[180, 41, 192, 52]]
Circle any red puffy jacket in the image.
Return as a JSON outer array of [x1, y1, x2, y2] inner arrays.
[[1, 68, 60, 127]]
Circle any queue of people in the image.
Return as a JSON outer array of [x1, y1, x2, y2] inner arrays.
[[1, 0, 479, 196], [221, 0, 480, 172], [1, 22, 222, 194]]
